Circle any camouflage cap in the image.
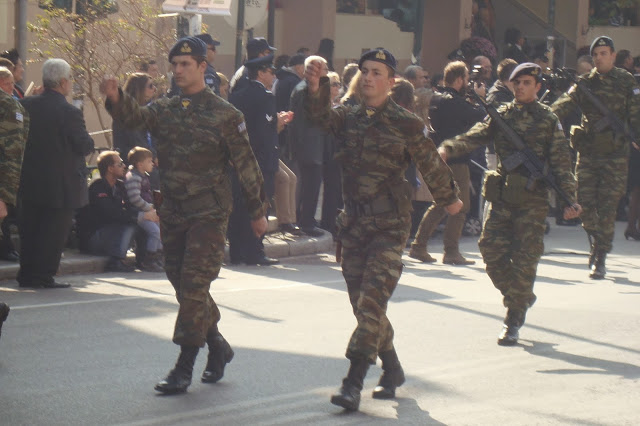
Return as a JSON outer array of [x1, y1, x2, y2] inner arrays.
[[168, 37, 207, 62], [509, 62, 542, 82], [358, 48, 397, 73], [590, 36, 614, 55]]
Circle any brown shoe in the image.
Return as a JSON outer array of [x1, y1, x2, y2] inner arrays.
[[442, 253, 475, 265], [408, 245, 436, 263]]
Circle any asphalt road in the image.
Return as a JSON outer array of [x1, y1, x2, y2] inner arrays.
[[1, 222, 639, 425]]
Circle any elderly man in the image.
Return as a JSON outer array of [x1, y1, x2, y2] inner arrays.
[[18, 59, 94, 289]]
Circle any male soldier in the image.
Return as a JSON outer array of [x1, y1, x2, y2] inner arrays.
[[101, 36, 268, 394], [552, 36, 640, 279], [439, 63, 581, 346], [169, 33, 222, 97], [304, 49, 462, 411], [0, 65, 29, 339]]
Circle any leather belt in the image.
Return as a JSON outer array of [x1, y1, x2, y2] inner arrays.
[[344, 196, 396, 217]]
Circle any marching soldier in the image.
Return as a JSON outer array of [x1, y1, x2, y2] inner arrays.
[[101, 36, 268, 394], [552, 36, 640, 279], [439, 63, 581, 346], [304, 49, 462, 411]]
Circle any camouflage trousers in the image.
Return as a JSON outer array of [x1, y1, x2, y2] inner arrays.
[[576, 154, 628, 252], [338, 211, 410, 364], [479, 198, 548, 310], [160, 215, 228, 347]]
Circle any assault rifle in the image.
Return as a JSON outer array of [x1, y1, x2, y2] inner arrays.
[[470, 91, 578, 209], [555, 67, 639, 150]]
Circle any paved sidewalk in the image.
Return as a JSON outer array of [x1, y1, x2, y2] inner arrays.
[[0, 229, 334, 283]]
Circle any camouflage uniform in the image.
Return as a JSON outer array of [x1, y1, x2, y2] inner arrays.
[[305, 78, 459, 364], [107, 87, 266, 347], [552, 67, 640, 253], [0, 90, 28, 221], [442, 100, 576, 310]]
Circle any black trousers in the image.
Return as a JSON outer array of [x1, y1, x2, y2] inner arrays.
[[297, 163, 323, 229], [0, 205, 18, 255], [17, 201, 74, 286], [227, 170, 274, 263]]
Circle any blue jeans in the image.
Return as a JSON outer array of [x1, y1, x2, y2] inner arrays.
[[88, 224, 136, 259], [139, 219, 162, 252]]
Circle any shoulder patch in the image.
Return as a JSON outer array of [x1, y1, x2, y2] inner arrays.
[[557, 121, 563, 131], [568, 85, 576, 94], [238, 121, 247, 133], [423, 125, 429, 138], [633, 88, 640, 95], [16, 112, 23, 122]]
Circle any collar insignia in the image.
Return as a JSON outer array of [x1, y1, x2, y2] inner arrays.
[[181, 98, 191, 109], [180, 43, 192, 53], [366, 107, 376, 117]]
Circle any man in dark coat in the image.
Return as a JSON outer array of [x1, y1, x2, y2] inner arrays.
[[18, 58, 94, 289], [228, 55, 283, 265]]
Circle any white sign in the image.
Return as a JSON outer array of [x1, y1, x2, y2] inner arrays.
[[224, 0, 268, 29], [162, 0, 232, 16]]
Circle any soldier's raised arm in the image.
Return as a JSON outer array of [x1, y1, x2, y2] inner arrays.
[[102, 76, 160, 133]]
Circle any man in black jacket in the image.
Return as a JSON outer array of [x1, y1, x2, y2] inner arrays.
[[409, 61, 486, 265], [18, 58, 94, 288], [77, 151, 158, 271]]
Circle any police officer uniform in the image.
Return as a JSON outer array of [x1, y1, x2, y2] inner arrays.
[[228, 55, 280, 265], [194, 33, 222, 96]]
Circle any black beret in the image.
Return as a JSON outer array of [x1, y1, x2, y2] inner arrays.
[[288, 54, 306, 67], [246, 37, 276, 58], [168, 37, 207, 62], [245, 54, 275, 71], [358, 48, 397, 73], [195, 33, 220, 47], [509, 62, 542, 82], [590, 36, 614, 55]]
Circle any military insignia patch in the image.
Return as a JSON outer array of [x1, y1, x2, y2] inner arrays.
[[366, 107, 376, 117], [180, 42, 192, 53], [238, 121, 247, 133], [265, 114, 273, 122], [181, 98, 191, 109], [633, 88, 640, 95], [557, 122, 563, 131], [423, 126, 429, 138], [376, 50, 386, 60], [16, 112, 23, 122], [597, 39, 607, 46]]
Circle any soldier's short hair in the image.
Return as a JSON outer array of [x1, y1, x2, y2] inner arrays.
[[97, 150, 120, 178], [444, 61, 467, 86], [128, 146, 153, 167], [497, 58, 518, 82], [42, 58, 71, 90]]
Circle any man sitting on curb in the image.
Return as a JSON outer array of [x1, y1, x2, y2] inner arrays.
[[77, 150, 158, 272]]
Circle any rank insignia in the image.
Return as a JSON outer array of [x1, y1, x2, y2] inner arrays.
[[180, 43, 192, 53]]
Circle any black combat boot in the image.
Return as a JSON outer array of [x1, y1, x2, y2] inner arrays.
[[201, 333, 235, 383], [372, 349, 405, 399], [497, 308, 526, 346], [589, 251, 607, 280], [154, 345, 199, 394], [0, 302, 9, 341], [330, 359, 370, 411], [588, 238, 597, 269]]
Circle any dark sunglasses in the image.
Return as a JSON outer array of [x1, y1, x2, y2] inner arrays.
[[147, 82, 156, 89]]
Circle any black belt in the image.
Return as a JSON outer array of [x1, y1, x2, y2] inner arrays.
[[344, 196, 396, 217]]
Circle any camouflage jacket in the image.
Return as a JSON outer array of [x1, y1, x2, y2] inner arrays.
[[0, 90, 28, 208], [442, 100, 576, 203], [106, 87, 266, 221], [551, 66, 640, 158], [304, 77, 459, 211]]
